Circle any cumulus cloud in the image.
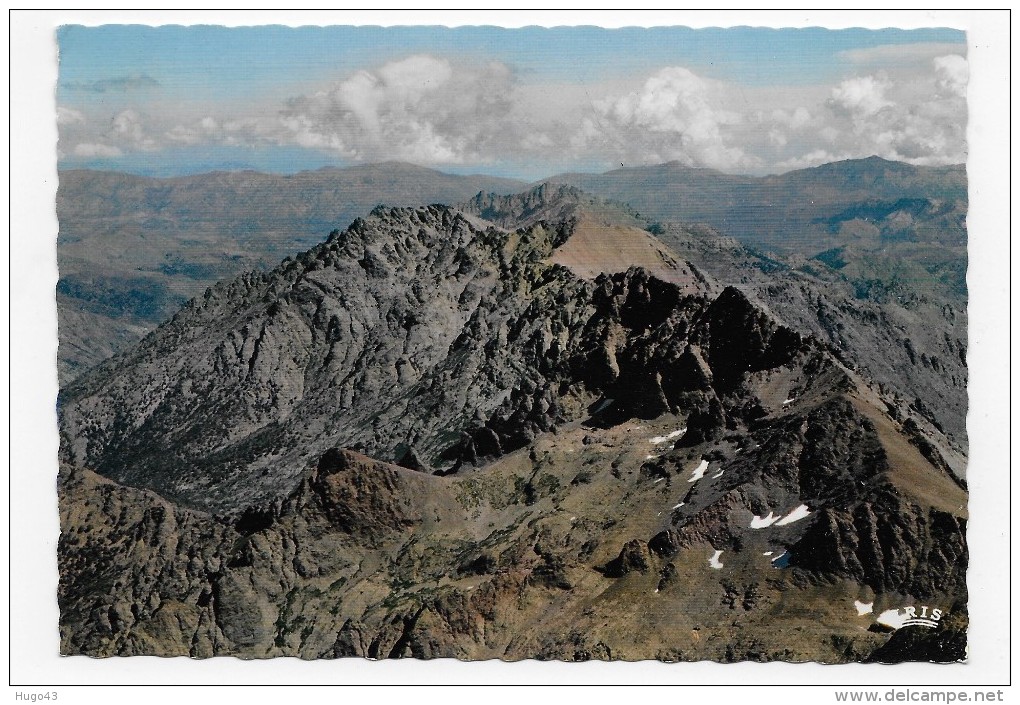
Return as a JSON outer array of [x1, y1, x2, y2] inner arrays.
[[60, 107, 166, 159], [831, 75, 893, 118], [585, 58, 966, 172], [111, 109, 158, 151], [581, 66, 756, 171], [56, 49, 968, 174], [776, 54, 968, 170], [277, 54, 519, 165], [935, 54, 968, 98]]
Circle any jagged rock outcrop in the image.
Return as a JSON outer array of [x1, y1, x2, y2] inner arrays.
[[308, 449, 425, 542], [791, 496, 968, 598], [603, 539, 652, 578]]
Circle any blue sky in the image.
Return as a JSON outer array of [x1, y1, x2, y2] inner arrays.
[[56, 24, 968, 178]]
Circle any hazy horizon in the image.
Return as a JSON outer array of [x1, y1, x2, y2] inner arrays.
[[55, 153, 967, 184]]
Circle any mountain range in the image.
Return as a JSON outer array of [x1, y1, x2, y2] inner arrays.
[[56, 163, 527, 382], [549, 157, 966, 270], [57, 176, 968, 662]]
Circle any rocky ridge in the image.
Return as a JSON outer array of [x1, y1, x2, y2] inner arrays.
[[56, 164, 527, 382], [57, 189, 968, 662]]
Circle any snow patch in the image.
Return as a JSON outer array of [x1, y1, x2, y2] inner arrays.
[[688, 459, 709, 483], [672, 502, 684, 510], [711, 470, 724, 479], [855, 600, 874, 616], [762, 551, 774, 556], [650, 428, 686, 444], [783, 398, 795, 405], [653, 477, 665, 484], [775, 504, 812, 526], [749, 512, 780, 529], [770, 551, 790, 567], [708, 549, 724, 570], [645, 454, 658, 460]]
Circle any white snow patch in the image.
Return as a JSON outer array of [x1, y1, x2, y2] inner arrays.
[[672, 502, 685, 510], [877, 608, 909, 630], [688, 459, 709, 483], [783, 398, 795, 405], [749, 511, 780, 529], [775, 504, 812, 526], [770, 551, 788, 564], [645, 454, 658, 460], [762, 551, 774, 556], [653, 477, 665, 484], [708, 549, 724, 570], [569, 517, 577, 523], [854, 600, 874, 616], [711, 470, 724, 479], [650, 428, 686, 444]]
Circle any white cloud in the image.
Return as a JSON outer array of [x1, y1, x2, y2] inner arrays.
[[771, 106, 813, 130], [56, 48, 968, 175], [831, 75, 893, 118], [787, 56, 968, 169], [165, 125, 202, 145], [111, 109, 157, 150], [583, 66, 756, 171], [277, 54, 518, 165], [935, 54, 968, 98], [776, 149, 846, 171], [73, 142, 122, 158], [839, 42, 966, 69], [768, 129, 788, 148]]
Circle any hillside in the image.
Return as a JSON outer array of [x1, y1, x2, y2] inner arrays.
[[548, 157, 967, 301]]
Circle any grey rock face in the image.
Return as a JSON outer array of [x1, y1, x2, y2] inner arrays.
[[56, 165, 529, 383], [60, 202, 731, 512], [59, 205, 593, 510]]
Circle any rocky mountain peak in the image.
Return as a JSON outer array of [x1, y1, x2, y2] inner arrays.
[[57, 182, 968, 663]]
